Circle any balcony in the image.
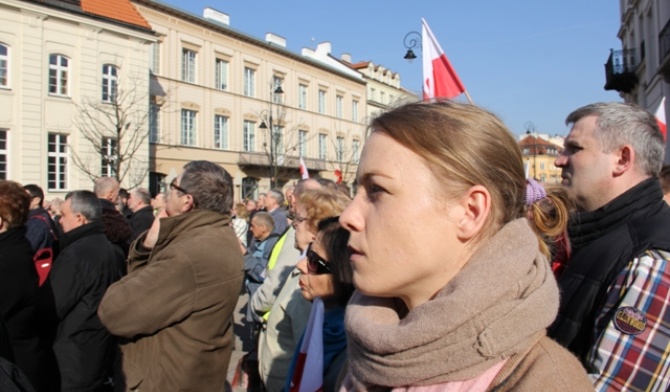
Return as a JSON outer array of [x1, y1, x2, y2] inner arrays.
[[659, 18, 670, 83], [237, 152, 327, 171], [604, 49, 638, 93]]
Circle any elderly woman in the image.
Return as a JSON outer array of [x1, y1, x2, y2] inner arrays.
[[0, 180, 45, 390], [338, 101, 592, 391]]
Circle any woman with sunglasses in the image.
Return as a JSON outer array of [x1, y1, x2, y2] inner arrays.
[[338, 101, 593, 391], [286, 217, 354, 392]]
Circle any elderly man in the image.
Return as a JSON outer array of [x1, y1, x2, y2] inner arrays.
[[265, 189, 288, 235], [98, 160, 244, 390], [128, 187, 155, 240], [42, 190, 122, 390], [94, 176, 132, 255], [548, 102, 670, 391]]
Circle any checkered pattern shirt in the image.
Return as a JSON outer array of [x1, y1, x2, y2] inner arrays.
[[587, 250, 670, 391]]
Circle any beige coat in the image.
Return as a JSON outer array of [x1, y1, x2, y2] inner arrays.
[[98, 209, 244, 391]]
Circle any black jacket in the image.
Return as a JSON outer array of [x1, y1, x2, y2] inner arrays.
[[128, 206, 155, 241], [41, 221, 122, 391], [98, 199, 132, 257], [0, 227, 45, 390], [549, 178, 670, 363]]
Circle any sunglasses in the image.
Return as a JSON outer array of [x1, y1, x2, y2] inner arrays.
[[306, 243, 332, 275]]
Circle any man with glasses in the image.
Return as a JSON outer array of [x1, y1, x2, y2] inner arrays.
[[98, 160, 244, 391]]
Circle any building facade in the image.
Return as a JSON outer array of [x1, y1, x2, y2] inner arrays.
[[0, 0, 154, 197], [132, 0, 370, 200], [519, 134, 563, 184], [606, 0, 669, 149]]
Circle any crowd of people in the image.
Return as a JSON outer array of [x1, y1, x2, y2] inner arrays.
[[0, 99, 669, 391]]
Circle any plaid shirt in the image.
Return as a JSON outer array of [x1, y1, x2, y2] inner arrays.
[[587, 249, 670, 391]]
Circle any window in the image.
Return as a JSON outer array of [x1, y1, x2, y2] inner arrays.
[[150, 42, 160, 74], [0, 129, 6, 179], [318, 89, 326, 114], [272, 125, 284, 155], [299, 130, 308, 156], [180, 109, 197, 146], [336, 136, 345, 162], [49, 54, 69, 96], [243, 120, 255, 152], [540, 162, 545, 170], [298, 84, 307, 109], [181, 49, 196, 83], [336, 95, 343, 118], [149, 103, 160, 143], [370, 87, 376, 101], [380, 91, 385, 104], [352, 139, 360, 163], [48, 133, 67, 190], [214, 115, 228, 150], [242, 177, 258, 200], [244, 67, 255, 97], [101, 64, 118, 103], [352, 100, 359, 122], [215, 59, 228, 90], [272, 76, 283, 103], [101, 137, 118, 177], [318, 134, 327, 160], [0, 44, 8, 88]]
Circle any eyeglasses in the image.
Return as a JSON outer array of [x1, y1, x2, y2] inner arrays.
[[306, 243, 332, 275], [169, 179, 189, 195]]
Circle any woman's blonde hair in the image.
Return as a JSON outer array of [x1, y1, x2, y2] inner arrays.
[[371, 100, 526, 234], [528, 186, 573, 260], [298, 188, 351, 232]]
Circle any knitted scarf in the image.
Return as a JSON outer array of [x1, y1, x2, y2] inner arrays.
[[344, 219, 559, 390]]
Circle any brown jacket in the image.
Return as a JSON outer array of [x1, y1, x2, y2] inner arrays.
[[98, 209, 244, 391]]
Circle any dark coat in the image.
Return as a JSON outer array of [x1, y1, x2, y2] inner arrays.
[[41, 221, 122, 391], [0, 227, 45, 390], [128, 206, 155, 240], [24, 207, 59, 255], [98, 199, 132, 257]]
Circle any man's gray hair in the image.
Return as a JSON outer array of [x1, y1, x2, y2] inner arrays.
[[132, 188, 152, 205], [252, 211, 275, 231], [65, 190, 101, 222], [566, 102, 664, 176], [179, 160, 233, 215], [267, 189, 285, 205], [93, 176, 119, 198]]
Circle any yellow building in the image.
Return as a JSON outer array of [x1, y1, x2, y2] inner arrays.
[[519, 135, 563, 184]]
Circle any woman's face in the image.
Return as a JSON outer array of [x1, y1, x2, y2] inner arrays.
[[339, 132, 471, 310], [293, 204, 315, 251], [297, 234, 334, 302]]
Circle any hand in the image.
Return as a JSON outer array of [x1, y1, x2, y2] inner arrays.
[[143, 208, 167, 249], [239, 240, 247, 255]]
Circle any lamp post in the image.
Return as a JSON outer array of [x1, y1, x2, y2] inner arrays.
[[403, 31, 422, 63], [525, 121, 537, 180], [259, 84, 284, 188]]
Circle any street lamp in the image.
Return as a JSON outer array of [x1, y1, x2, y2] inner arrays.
[[403, 31, 421, 63], [259, 84, 284, 188], [525, 121, 537, 180]]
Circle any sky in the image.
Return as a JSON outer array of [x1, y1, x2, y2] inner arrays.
[[167, 0, 623, 137]]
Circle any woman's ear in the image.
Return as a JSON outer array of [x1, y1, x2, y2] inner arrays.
[[456, 185, 491, 241]]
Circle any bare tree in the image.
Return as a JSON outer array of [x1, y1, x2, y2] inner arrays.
[[70, 75, 163, 188], [329, 126, 362, 186]]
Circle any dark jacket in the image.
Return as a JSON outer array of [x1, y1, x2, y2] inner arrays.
[[244, 233, 280, 322], [98, 199, 132, 257], [24, 207, 59, 255], [41, 221, 122, 391], [128, 206, 155, 240], [549, 178, 670, 362], [98, 210, 245, 391], [0, 227, 45, 390]]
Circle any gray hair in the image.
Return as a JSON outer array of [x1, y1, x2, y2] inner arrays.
[[132, 188, 152, 205], [267, 189, 285, 205], [65, 190, 101, 222], [566, 102, 664, 176], [252, 211, 275, 232], [93, 176, 119, 198], [179, 160, 233, 215]]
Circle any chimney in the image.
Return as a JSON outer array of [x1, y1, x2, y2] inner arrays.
[[203, 7, 229, 26], [341, 53, 352, 63], [265, 33, 286, 48]]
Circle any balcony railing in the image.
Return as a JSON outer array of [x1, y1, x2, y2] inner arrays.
[[237, 152, 327, 171], [604, 48, 638, 93], [659, 18, 670, 83]]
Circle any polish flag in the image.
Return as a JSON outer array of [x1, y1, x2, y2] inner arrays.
[[288, 298, 324, 392], [334, 167, 343, 184], [655, 97, 666, 141], [299, 157, 309, 180], [422, 18, 465, 100]]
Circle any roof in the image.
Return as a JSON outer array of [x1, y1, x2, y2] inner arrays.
[[519, 135, 563, 155], [349, 61, 370, 69], [81, 0, 151, 30]]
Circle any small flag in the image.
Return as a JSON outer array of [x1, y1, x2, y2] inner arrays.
[[334, 167, 342, 184], [422, 18, 465, 100], [655, 97, 666, 141], [299, 157, 309, 180], [288, 298, 324, 392]]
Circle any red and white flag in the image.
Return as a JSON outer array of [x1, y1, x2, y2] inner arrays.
[[334, 167, 343, 184], [422, 18, 465, 100], [299, 157, 309, 180], [655, 97, 667, 141], [288, 297, 324, 392]]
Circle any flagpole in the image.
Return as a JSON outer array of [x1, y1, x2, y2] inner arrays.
[[464, 91, 474, 105]]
